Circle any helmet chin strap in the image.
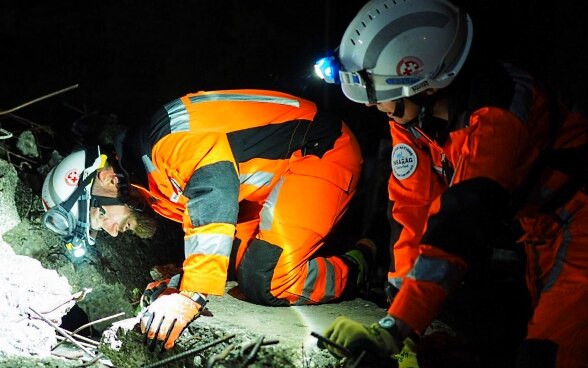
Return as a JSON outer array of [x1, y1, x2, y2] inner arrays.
[[90, 195, 126, 208], [392, 98, 405, 118]]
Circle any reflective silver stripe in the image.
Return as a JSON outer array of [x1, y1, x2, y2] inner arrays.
[[240, 172, 274, 187], [504, 63, 534, 123], [389, 276, 403, 290], [184, 233, 233, 258], [164, 98, 190, 133], [543, 209, 573, 292], [260, 177, 284, 230], [188, 93, 300, 108], [408, 125, 422, 139], [299, 258, 337, 303], [406, 255, 460, 290], [142, 155, 157, 173], [300, 259, 318, 302], [321, 259, 336, 302]]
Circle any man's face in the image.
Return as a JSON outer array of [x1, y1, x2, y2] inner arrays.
[[89, 166, 136, 236], [90, 204, 136, 237]]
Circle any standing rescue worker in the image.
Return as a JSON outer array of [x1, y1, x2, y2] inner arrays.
[[314, 0, 588, 366], [44, 89, 370, 351]]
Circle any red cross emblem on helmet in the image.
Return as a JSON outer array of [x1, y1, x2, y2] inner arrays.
[[396, 57, 424, 76], [65, 169, 79, 186]]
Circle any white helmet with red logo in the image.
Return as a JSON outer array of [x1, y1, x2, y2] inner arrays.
[[337, 0, 473, 104], [41, 146, 105, 255]]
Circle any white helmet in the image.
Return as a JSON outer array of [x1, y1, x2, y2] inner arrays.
[[334, 0, 473, 104], [41, 146, 106, 256]]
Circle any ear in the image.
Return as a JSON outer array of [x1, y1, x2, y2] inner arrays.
[[96, 167, 118, 189]]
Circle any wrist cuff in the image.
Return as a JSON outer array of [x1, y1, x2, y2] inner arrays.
[[180, 291, 208, 310]]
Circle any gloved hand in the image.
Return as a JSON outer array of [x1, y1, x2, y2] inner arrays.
[[139, 273, 181, 312], [394, 337, 419, 368], [319, 316, 402, 358], [139, 292, 206, 351]]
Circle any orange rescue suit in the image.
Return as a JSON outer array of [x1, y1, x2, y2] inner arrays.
[[385, 63, 588, 367], [116, 89, 363, 306]]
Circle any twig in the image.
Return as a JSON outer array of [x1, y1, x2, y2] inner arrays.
[[0, 128, 12, 140], [55, 335, 99, 348], [0, 145, 38, 164], [28, 307, 95, 358], [239, 336, 264, 368], [73, 312, 125, 336], [52, 312, 125, 350], [141, 334, 235, 368], [0, 84, 78, 115], [78, 352, 105, 367], [40, 288, 93, 314], [4, 112, 55, 135], [310, 331, 352, 358]]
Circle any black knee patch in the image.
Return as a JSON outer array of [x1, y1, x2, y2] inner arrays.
[[227, 238, 241, 282], [237, 239, 289, 306], [516, 339, 558, 368]]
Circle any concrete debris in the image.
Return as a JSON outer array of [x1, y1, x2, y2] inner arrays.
[[0, 249, 73, 358], [16, 130, 39, 158]]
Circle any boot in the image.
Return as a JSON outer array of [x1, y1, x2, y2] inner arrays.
[[342, 238, 377, 297]]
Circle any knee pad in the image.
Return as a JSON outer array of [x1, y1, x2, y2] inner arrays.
[[237, 239, 289, 306]]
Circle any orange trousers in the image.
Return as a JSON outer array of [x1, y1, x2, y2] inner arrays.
[[232, 124, 362, 305], [518, 188, 588, 367]]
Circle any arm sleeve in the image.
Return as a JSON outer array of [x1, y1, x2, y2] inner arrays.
[[151, 132, 240, 295], [388, 107, 534, 332], [386, 124, 446, 287]]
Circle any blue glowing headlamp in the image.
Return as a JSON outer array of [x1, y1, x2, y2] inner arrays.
[[314, 55, 341, 84]]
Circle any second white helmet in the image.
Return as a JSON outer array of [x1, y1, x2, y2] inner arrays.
[[336, 0, 473, 104]]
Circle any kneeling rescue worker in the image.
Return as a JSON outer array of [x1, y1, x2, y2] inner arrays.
[[314, 0, 588, 366], [41, 89, 374, 351]]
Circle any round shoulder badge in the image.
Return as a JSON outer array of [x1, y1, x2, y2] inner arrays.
[[391, 143, 418, 180]]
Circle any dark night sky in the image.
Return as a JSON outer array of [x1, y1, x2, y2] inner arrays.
[[2, 0, 588, 152]]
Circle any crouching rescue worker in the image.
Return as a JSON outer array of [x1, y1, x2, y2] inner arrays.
[[42, 89, 371, 351], [313, 0, 588, 367]]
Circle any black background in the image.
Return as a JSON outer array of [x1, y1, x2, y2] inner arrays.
[[3, 0, 588, 135]]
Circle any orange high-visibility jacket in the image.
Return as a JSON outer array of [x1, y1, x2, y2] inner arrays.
[[385, 60, 588, 348], [115, 89, 357, 296]]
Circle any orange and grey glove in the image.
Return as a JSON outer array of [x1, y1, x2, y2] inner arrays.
[[319, 316, 402, 358], [140, 291, 207, 351], [139, 274, 181, 311]]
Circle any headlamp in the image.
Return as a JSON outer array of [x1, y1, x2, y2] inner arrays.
[[314, 55, 341, 84], [65, 242, 86, 258], [43, 203, 91, 258]]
